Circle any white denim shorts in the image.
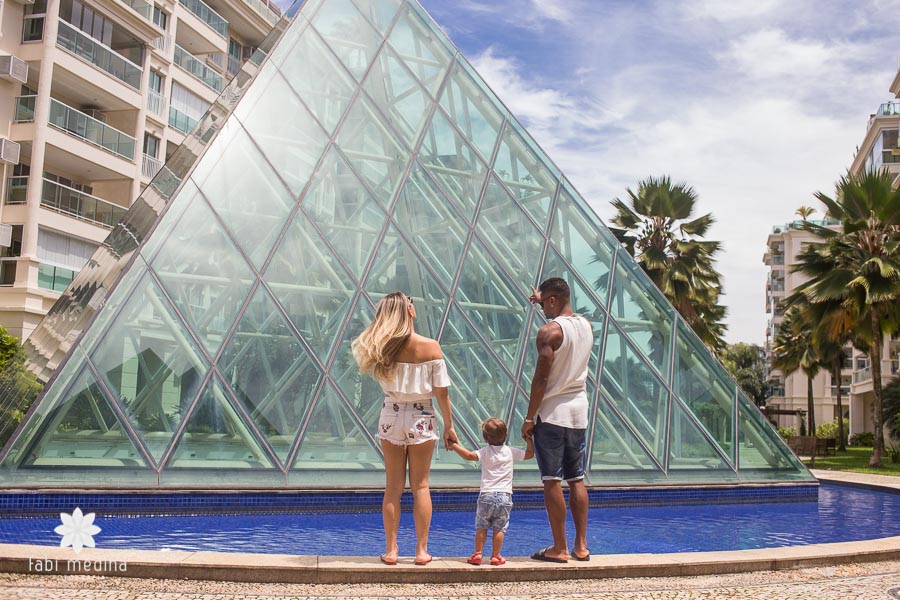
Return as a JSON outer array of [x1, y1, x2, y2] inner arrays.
[[377, 401, 440, 446]]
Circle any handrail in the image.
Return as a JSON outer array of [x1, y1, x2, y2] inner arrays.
[[57, 20, 142, 89], [178, 0, 228, 37], [174, 44, 224, 92], [40, 178, 127, 228]]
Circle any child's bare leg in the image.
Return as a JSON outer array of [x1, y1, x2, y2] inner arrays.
[[474, 528, 488, 554], [491, 529, 505, 556]]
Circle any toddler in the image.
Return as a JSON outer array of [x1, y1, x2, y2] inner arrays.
[[450, 417, 534, 566]]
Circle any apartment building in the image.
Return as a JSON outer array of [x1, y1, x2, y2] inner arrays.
[[763, 219, 851, 432], [0, 0, 279, 339]]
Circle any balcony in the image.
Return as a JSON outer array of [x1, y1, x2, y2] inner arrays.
[[771, 280, 785, 292], [142, 154, 163, 179], [174, 44, 224, 92], [771, 254, 784, 265], [147, 89, 167, 118], [227, 54, 242, 77], [178, 0, 228, 38], [57, 20, 142, 90], [5, 176, 28, 205], [40, 178, 127, 228], [16, 96, 136, 161], [123, 0, 154, 21], [152, 33, 173, 55], [207, 52, 226, 72], [854, 368, 872, 384], [241, 0, 280, 25], [168, 106, 197, 134], [877, 102, 900, 117]]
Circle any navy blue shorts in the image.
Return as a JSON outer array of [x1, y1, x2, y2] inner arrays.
[[533, 418, 586, 481]]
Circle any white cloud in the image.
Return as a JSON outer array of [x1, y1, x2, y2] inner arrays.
[[681, 0, 782, 21], [530, 0, 572, 23]]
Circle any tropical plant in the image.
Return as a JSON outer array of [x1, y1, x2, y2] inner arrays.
[[609, 176, 727, 351], [792, 168, 900, 466], [884, 376, 900, 441], [771, 306, 821, 436], [796, 206, 816, 220], [721, 343, 767, 406], [816, 418, 850, 442], [777, 426, 797, 440]]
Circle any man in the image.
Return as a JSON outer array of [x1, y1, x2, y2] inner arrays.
[[522, 277, 592, 563]]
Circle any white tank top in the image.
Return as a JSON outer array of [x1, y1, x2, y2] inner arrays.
[[537, 315, 593, 429]]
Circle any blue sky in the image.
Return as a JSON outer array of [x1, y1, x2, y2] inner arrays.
[[284, 0, 900, 344]]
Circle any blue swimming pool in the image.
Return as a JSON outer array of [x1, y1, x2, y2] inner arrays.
[[0, 483, 896, 556]]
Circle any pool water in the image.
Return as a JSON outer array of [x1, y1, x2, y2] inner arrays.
[[0, 484, 897, 556]]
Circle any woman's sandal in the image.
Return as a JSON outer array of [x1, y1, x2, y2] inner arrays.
[[490, 554, 506, 566], [467, 551, 483, 565], [414, 553, 433, 566], [379, 553, 397, 566]]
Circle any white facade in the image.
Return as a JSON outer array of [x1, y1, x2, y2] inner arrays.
[[0, 0, 278, 339]]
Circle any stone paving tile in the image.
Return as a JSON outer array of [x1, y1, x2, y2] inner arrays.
[[1, 561, 900, 599]]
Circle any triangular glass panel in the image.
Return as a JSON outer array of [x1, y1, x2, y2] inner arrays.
[[673, 320, 736, 464], [220, 286, 324, 464], [301, 147, 388, 280], [148, 185, 255, 355], [269, 25, 356, 135], [352, 0, 402, 36], [330, 297, 384, 434], [419, 109, 488, 222], [363, 45, 434, 148], [139, 178, 202, 265], [492, 122, 558, 230], [393, 165, 467, 287], [235, 70, 330, 198], [439, 58, 505, 162], [364, 225, 446, 339], [88, 272, 208, 464], [386, 2, 454, 97], [311, 0, 384, 81], [590, 391, 665, 481], [600, 322, 669, 462], [191, 120, 297, 268], [667, 398, 737, 480], [77, 256, 148, 358], [518, 312, 543, 389], [455, 238, 530, 371], [335, 93, 411, 207], [292, 381, 381, 471], [552, 182, 617, 307], [264, 210, 356, 359], [608, 250, 675, 381], [17, 366, 147, 469], [475, 176, 545, 292], [737, 392, 812, 480], [167, 375, 276, 469]]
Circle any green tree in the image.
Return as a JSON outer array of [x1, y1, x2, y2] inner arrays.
[[771, 306, 821, 436], [885, 376, 900, 441], [0, 329, 42, 450], [609, 176, 727, 351], [721, 343, 767, 406], [793, 168, 900, 466]]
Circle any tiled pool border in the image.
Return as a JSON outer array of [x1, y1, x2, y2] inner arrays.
[[0, 483, 818, 517]]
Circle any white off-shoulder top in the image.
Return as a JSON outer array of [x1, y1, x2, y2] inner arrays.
[[379, 359, 451, 403]]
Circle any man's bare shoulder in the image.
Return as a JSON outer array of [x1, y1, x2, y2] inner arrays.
[[536, 321, 563, 348]]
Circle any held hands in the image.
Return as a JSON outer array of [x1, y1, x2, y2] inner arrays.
[[521, 419, 534, 441], [443, 425, 458, 450]]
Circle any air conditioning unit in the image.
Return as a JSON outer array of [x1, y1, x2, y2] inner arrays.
[[0, 56, 28, 85], [0, 139, 21, 165]]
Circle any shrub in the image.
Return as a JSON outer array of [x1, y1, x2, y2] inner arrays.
[[777, 426, 797, 440], [816, 418, 850, 441], [850, 432, 874, 447]]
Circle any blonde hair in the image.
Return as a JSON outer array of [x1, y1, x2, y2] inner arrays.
[[351, 292, 413, 383]]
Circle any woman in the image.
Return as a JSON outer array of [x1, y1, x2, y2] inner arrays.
[[351, 291, 457, 566]]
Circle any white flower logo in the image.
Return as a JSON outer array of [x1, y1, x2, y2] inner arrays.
[[54, 508, 101, 553]]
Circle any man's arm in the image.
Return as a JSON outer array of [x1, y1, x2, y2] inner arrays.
[[521, 323, 562, 440]]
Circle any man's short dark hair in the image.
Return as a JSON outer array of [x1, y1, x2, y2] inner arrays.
[[539, 277, 570, 300]]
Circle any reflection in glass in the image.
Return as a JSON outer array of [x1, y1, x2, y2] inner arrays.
[[330, 298, 382, 435], [738, 392, 809, 479], [363, 45, 433, 147], [590, 391, 663, 480], [667, 399, 736, 480], [352, 0, 402, 35], [439, 59, 505, 162], [311, 0, 383, 80], [387, 3, 454, 96]]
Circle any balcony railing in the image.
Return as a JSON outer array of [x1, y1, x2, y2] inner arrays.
[[207, 52, 225, 70], [123, 0, 154, 21], [227, 54, 242, 77], [57, 20, 142, 89], [877, 102, 900, 117], [771, 219, 840, 234], [142, 154, 163, 179], [771, 280, 785, 292], [147, 89, 167, 117], [169, 106, 198, 134], [40, 178, 127, 228], [5, 176, 28, 204], [16, 96, 136, 160], [854, 368, 872, 383], [174, 44, 223, 92], [242, 0, 279, 25], [178, 0, 228, 37], [152, 32, 173, 54], [771, 254, 784, 265]]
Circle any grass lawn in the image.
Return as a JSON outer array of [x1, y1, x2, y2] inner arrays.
[[804, 446, 900, 476]]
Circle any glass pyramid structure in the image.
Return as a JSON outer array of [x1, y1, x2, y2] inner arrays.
[[0, 0, 812, 488]]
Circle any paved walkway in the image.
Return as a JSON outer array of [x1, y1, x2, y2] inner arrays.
[[812, 468, 900, 490], [1, 560, 899, 599]]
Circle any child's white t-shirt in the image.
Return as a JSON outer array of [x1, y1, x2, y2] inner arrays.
[[475, 444, 527, 494]]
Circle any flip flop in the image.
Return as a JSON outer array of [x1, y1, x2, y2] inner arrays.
[[571, 549, 591, 561], [530, 546, 568, 563], [490, 554, 506, 566], [414, 554, 433, 565], [379, 553, 397, 566], [467, 551, 483, 565]]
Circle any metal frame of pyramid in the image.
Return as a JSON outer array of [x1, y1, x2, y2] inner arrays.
[[0, 0, 813, 488]]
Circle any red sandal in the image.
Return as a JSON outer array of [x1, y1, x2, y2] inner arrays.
[[467, 551, 483, 565], [490, 554, 506, 566]]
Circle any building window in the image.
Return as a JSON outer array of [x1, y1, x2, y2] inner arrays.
[[23, 0, 48, 43], [37, 264, 75, 292], [152, 5, 168, 30], [149, 70, 163, 93], [143, 134, 160, 159], [35, 229, 97, 292]]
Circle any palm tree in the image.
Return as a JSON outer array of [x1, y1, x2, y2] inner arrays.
[[796, 206, 816, 220], [771, 306, 821, 438], [793, 168, 900, 466], [609, 176, 727, 351]]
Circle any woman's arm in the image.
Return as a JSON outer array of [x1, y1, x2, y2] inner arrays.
[[434, 386, 457, 449]]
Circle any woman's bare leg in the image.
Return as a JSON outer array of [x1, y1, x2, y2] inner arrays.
[[382, 440, 407, 561], [407, 440, 435, 562]]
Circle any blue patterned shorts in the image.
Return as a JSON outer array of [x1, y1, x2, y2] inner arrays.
[[475, 491, 513, 532]]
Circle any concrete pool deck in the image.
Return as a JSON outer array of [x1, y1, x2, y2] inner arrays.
[[0, 471, 896, 584]]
